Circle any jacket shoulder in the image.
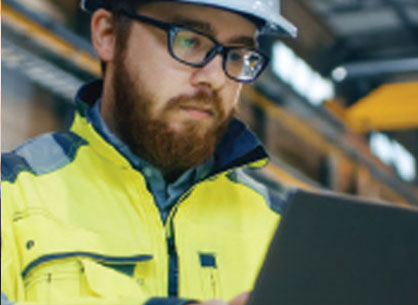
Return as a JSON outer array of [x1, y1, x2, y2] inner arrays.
[[1, 131, 87, 183], [226, 168, 287, 215]]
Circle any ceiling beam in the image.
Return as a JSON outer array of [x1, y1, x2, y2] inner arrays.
[[332, 57, 418, 80], [383, 0, 418, 45], [280, 0, 336, 68]]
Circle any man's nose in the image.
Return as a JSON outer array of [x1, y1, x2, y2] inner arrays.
[[190, 55, 227, 91]]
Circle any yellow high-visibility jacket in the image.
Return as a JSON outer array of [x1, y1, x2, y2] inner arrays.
[[1, 81, 284, 305]]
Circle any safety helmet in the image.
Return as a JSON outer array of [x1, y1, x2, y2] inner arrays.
[[80, 0, 297, 37]]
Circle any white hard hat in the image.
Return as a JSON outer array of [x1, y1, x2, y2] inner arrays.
[[81, 0, 297, 37]]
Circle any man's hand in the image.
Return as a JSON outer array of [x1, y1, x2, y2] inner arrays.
[[188, 292, 250, 305], [229, 292, 250, 305]]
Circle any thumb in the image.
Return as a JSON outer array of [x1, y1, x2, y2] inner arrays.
[[229, 291, 251, 305]]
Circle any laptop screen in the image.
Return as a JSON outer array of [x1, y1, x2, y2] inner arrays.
[[249, 190, 418, 305]]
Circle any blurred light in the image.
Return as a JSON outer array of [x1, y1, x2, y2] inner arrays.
[[393, 142, 416, 182], [370, 132, 416, 182], [370, 133, 393, 164], [272, 42, 294, 83], [308, 73, 335, 106], [332, 66, 348, 82], [272, 42, 335, 106], [2, 40, 83, 101], [292, 59, 312, 96]]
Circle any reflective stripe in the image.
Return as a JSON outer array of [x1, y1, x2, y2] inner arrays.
[[226, 169, 269, 198], [1, 292, 14, 305], [2, 132, 87, 183], [1, 153, 35, 183], [267, 188, 287, 214], [226, 168, 287, 214], [22, 252, 152, 278]]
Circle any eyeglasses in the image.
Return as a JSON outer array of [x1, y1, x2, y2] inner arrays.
[[118, 10, 270, 83]]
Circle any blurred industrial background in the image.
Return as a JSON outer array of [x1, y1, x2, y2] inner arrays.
[[2, 0, 418, 205]]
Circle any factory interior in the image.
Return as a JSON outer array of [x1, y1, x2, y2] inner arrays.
[[2, 0, 418, 206]]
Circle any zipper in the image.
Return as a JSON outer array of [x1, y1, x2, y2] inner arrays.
[[166, 231, 177, 296], [165, 187, 194, 297], [164, 159, 267, 296]]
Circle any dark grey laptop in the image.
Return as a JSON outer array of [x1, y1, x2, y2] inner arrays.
[[248, 190, 418, 305]]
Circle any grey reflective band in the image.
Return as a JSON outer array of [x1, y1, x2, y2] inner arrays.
[[1, 292, 15, 305]]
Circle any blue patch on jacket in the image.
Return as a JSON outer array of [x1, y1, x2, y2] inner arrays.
[[1, 132, 87, 183]]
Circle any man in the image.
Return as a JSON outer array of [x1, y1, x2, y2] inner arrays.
[[1, 0, 296, 304]]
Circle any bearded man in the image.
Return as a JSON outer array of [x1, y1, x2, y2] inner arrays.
[[1, 1, 297, 305]]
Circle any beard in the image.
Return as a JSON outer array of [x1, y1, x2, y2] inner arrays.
[[110, 50, 235, 177]]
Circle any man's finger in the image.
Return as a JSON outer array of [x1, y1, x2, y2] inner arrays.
[[188, 299, 228, 305], [229, 292, 251, 305]]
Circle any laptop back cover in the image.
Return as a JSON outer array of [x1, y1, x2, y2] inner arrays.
[[248, 190, 418, 305]]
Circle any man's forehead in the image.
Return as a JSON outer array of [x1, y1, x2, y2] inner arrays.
[[139, 1, 258, 45], [171, 15, 257, 46]]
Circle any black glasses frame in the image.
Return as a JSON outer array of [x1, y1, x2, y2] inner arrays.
[[118, 9, 270, 83]]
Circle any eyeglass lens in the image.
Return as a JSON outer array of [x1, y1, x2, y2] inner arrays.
[[172, 29, 264, 81]]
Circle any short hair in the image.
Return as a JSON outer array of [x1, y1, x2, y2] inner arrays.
[[102, 0, 146, 13], [100, 0, 151, 75]]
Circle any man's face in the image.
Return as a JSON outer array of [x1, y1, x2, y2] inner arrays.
[[106, 2, 258, 176]]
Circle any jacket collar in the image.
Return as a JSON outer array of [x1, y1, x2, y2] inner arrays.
[[74, 79, 269, 174]]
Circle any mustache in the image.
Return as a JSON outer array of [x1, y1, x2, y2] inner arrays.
[[166, 91, 224, 118]]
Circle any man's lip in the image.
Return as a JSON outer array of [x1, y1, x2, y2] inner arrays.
[[180, 106, 215, 117]]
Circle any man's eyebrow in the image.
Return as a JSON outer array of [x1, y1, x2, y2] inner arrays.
[[168, 16, 257, 47], [169, 16, 215, 35], [228, 36, 257, 48]]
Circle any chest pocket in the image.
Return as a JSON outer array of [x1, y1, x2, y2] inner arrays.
[[14, 208, 153, 304]]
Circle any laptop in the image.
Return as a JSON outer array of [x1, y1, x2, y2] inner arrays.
[[248, 190, 418, 305]]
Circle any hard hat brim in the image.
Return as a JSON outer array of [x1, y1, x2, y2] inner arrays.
[[175, 0, 298, 37], [81, 0, 297, 38]]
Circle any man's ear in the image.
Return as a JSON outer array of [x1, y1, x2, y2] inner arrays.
[[91, 9, 117, 62]]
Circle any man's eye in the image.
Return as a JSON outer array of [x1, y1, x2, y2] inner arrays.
[[177, 36, 200, 48], [229, 52, 243, 62]]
